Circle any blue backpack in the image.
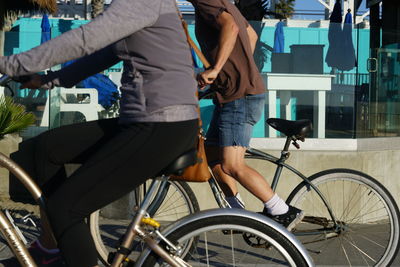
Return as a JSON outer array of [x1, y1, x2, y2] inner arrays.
[[62, 60, 120, 109], [82, 73, 120, 109]]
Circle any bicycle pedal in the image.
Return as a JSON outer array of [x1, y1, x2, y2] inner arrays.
[[107, 252, 116, 264], [107, 252, 135, 266], [122, 260, 135, 267]]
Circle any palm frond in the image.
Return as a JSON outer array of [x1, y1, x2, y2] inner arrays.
[[275, 0, 296, 19], [30, 0, 58, 14], [0, 97, 36, 140], [4, 0, 57, 15]]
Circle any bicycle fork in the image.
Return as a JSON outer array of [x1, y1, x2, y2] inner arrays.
[[110, 177, 190, 267]]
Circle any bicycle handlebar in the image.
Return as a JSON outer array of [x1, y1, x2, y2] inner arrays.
[[0, 75, 11, 87]]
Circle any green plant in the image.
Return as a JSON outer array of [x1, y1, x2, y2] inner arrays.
[[275, 0, 296, 19], [0, 96, 36, 140], [91, 0, 105, 18]]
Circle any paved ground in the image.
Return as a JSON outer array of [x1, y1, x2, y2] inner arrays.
[[0, 201, 398, 266]]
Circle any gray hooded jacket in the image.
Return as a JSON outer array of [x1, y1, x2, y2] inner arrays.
[[0, 0, 198, 123]]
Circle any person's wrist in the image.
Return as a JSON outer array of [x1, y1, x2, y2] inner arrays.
[[211, 66, 221, 75]]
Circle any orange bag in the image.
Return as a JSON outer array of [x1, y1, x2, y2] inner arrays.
[[171, 126, 211, 182], [171, 8, 212, 182]]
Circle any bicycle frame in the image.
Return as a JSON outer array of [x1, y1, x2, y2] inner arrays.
[[246, 138, 338, 225], [110, 176, 189, 267], [206, 136, 340, 231], [0, 152, 45, 267], [0, 152, 186, 267], [198, 90, 338, 226]]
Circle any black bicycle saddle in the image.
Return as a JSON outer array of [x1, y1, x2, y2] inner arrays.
[[160, 149, 198, 176], [267, 118, 312, 139]]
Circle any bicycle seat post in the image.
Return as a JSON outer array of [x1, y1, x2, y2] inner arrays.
[[110, 178, 163, 266], [139, 178, 164, 211], [278, 137, 292, 163], [112, 176, 185, 267]]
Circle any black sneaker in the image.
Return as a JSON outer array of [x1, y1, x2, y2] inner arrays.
[[262, 205, 304, 231]]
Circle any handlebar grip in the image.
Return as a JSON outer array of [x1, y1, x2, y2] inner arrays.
[[0, 75, 11, 86], [0, 75, 32, 86]]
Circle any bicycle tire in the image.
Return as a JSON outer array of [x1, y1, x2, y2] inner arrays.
[[140, 213, 310, 267], [286, 168, 400, 266], [88, 179, 199, 265]]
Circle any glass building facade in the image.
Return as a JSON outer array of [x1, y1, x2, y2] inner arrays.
[[2, 9, 400, 140]]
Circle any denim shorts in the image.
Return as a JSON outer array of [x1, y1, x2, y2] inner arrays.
[[205, 93, 265, 148]]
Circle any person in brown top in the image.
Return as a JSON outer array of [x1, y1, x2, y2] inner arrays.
[[189, 0, 304, 230]]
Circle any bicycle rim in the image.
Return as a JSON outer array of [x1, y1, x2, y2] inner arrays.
[[89, 179, 199, 265], [141, 215, 309, 267], [287, 169, 400, 266]]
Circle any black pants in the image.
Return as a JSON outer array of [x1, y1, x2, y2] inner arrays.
[[23, 118, 197, 267]]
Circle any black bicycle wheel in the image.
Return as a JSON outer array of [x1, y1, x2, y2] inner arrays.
[[88, 179, 199, 265], [141, 215, 310, 267], [287, 169, 400, 266]]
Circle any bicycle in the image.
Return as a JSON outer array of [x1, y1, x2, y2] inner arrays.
[[89, 107, 400, 266], [0, 75, 314, 266]]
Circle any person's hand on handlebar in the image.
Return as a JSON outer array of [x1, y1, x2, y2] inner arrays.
[[197, 68, 219, 90], [19, 74, 43, 89]]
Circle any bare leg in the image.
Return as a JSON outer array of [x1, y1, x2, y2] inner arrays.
[[206, 146, 239, 196], [207, 145, 274, 202], [211, 164, 238, 196]]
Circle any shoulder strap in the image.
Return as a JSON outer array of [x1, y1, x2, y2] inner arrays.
[[174, 3, 211, 69]]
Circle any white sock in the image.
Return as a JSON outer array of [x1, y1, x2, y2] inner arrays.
[[35, 240, 60, 254], [264, 194, 289, 216]]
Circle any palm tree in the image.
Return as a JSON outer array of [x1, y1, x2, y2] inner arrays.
[[91, 0, 105, 18], [0, 0, 57, 56], [0, 1, 54, 135], [0, 96, 36, 139], [0, 10, 18, 56], [275, 0, 295, 19], [235, 0, 275, 71]]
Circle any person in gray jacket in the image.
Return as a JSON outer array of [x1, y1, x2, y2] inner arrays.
[[0, 0, 198, 266]]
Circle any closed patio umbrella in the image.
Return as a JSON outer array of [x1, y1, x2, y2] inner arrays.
[[341, 10, 356, 71], [273, 21, 285, 53], [40, 13, 51, 43], [325, 0, 344, 71]]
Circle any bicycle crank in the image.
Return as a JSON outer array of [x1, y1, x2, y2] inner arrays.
[[242, 232, 271, 249]]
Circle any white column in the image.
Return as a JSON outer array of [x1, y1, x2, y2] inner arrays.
[[85, 0, 92, 20], [268, 90, 277, 137], [314, 90, 326, 138], [280, 91, 292, 120]]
